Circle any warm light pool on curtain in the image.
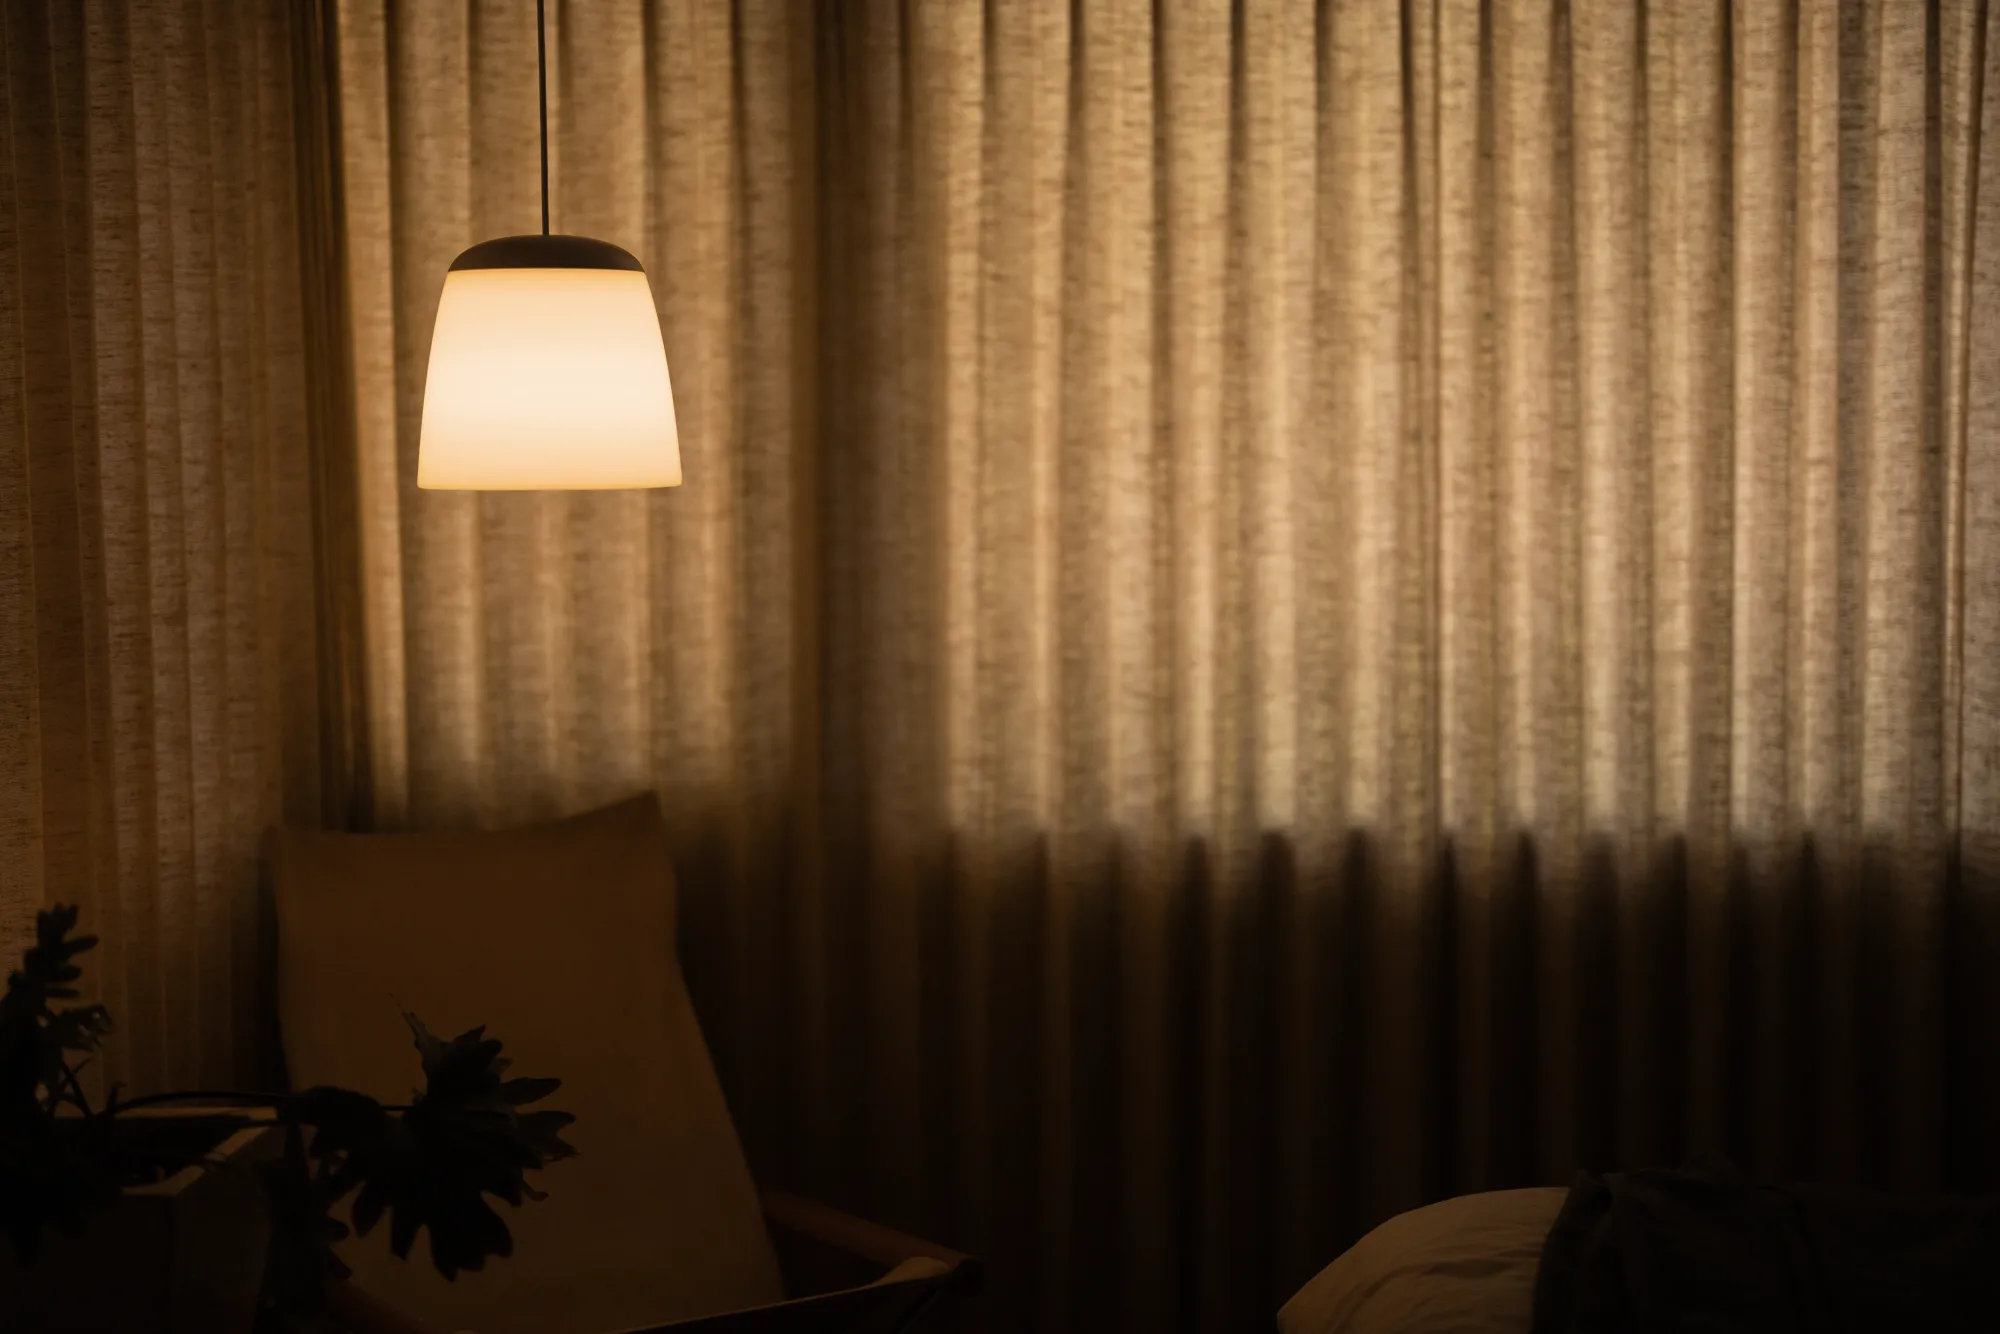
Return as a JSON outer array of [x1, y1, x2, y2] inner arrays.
[[7, 1, 1997, 1331], [334, 3, 2000, 1329]]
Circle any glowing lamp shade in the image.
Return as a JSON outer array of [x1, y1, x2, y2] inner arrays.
[[417, 235, 681, 490]]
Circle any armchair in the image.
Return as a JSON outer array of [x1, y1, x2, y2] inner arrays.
[[268, 795, 977, 1334]]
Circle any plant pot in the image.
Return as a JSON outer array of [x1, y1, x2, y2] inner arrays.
[[0, 1108, 279, 1334]]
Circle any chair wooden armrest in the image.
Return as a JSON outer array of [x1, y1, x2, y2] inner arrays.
[[325, 1191, 979, 1334], [757, 1187, 976, 1275], [740, 1188, 980, 1333]]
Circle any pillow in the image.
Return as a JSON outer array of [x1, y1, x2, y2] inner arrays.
[[268, 794, 785, 1334], [1278, 1189, 1567, 1334]]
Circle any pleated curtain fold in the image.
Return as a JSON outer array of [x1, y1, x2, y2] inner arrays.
[[7, 1, 2000, 1331], [812, 7, 2000, 1327], [0, 0, 351, 1093], [341, 2, 2000, 1329]]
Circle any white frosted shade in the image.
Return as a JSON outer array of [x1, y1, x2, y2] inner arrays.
[[418, 267, 681, 489]]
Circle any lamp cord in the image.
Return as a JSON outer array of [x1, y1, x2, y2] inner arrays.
[[537, 0, 550, 235]]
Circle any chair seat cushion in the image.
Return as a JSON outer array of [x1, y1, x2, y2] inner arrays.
[[269, 794, 784, 1334]]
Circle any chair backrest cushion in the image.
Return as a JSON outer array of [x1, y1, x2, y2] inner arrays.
[[268, 794, 785, 1333]]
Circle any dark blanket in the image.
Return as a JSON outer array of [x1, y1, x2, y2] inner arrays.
[[1531, 1157, 2000, 1333]]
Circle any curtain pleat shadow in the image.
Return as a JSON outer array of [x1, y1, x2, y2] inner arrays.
[[1, 0, 331, 1095], [800, 831, 2000, 1333], [6, 4, 2000, 1329]]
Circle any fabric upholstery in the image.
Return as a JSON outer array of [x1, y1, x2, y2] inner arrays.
[[1278, 1189, 1566, 1334], [268, 793, 783, 1334]]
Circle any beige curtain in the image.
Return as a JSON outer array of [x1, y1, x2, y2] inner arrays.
[[6, 0, 1997, 1328], [0, 0, 356, 1094], [361, 0, 2000, 1328], [809, 5, 2000, 1325]]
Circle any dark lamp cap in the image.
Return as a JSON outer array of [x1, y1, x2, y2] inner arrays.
[[447, 234, 644, 272]]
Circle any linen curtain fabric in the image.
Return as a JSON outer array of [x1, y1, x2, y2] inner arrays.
[[331, 0, 817, 1224], [340, 1, 2000, 1329], [7, 1, 2000, 1331], [816, 6, 2000, 1327], [0, 0, 350, 1093]]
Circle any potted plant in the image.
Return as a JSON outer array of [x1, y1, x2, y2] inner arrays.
[[0, 905, 576, 1333]]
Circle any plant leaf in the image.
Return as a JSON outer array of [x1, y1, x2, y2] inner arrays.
[[495, 1075, 560, 1107], [0, 904, 120, 1258], [322, 1011, 581, 1280], [405, 1010, 445, 1071], [350, 1176, 393, 1238], [46, 1005, 112, 1053], [515, 1108, 578, 1162], [388, 1199, 421, 1261]]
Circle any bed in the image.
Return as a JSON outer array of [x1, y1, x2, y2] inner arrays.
[[1279, 1162, 2000, 1334], [1279, 1188, 1565, 1334]]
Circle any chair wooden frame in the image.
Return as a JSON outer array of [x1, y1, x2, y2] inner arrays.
[[327, 1187, 982, 1334]]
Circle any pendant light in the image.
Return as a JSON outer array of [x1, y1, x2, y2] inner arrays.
[[417, 0, 681, 490]]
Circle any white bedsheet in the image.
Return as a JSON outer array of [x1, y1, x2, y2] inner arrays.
[[1278, 1188, 1568, 1334]]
